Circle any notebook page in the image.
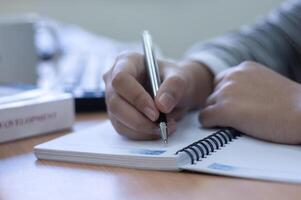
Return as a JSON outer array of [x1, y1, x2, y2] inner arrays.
[[35, 111, 216, 169], [182, 135, 301, 183]]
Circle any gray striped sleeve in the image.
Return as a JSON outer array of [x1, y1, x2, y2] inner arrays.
[[186, 0, 301, 81]]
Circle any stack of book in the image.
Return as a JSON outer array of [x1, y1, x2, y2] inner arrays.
[[0, 85, 74, 143]]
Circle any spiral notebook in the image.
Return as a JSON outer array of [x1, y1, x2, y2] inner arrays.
[[34, 112, 301, 184]]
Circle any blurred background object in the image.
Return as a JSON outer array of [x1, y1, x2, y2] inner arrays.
[[0, 0, 284, 58], [0, 16, 37, 84], [0, 0, 284, 112], [36, 17, 144, 112], [0, 15, 143, 112]]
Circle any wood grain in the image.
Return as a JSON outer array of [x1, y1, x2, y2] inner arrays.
[[0, 112, 300, 200]]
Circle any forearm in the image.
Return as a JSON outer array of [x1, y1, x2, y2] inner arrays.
[[186, 0, 301, 80]]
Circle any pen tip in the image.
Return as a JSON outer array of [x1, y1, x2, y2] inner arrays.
[[159, 122, 168, 144]]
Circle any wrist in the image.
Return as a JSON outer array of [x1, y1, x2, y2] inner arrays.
[[178, 60, 214, 108]]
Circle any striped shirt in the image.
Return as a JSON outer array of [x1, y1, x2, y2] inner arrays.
[[187, 0, 301, 81]]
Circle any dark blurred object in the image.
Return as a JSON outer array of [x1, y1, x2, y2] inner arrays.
[[74, 91, 106, 112]]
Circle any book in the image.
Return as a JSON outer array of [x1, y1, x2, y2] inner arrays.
[[34, 112, 301, 184], [0, 85, 74, 143]]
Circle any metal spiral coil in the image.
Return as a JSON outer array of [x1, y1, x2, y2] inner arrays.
[[175, 128, 242, 164]]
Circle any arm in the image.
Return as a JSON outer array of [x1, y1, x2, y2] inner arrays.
[[186, 0, 301, 79], [104, 0, 301, 143], [190, 0, 301, 144]]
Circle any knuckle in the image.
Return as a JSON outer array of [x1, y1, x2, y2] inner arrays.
[[106, 94, 119, 113], [127, 52, 142, 60], [226, 69, 244, 81], [111, 72, 126, 89], [169, 75, 188, 89], [165, 75, 188, 98], [218, 100, 232, 114], [216, 87, 231, 99], [102, 71, 110, 83], [116, 51, 142, 61], [240, 60, 256, 67], [199, 110, 214, 127], [217, 89, 228, 99], [132, 92, 148, 109], [239, 61, 260, 71], [220, 82, 235, 94]]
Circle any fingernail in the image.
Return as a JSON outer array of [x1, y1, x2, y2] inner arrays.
[[144, 107, 156, 121], [159, 93, 175, 112]]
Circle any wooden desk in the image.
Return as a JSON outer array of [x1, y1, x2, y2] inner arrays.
[[1, 112, 300, 200]]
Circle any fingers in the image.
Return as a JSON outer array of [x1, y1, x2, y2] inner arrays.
[[200, 69, 236, 128], [109, 111, 177, 140], [204, 91, 217, 107], [109, 114, 160, 140], [111, 68, 159, 121], [214, 68, 235, 90], [199, 104, 228, 128], [214, 63, 250, 89], [106, 92, 158, 134], [111, 51, 145, 79], [155, 67, 189, 113], [104, 51, 160, 123], [205, 80, 234, 107], [103, 51, 188, 140]]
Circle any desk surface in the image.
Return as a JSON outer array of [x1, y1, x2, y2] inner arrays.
[[1, 112, 301, 200]]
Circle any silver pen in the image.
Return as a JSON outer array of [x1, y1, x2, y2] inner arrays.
[[142, 30, 168, 144]]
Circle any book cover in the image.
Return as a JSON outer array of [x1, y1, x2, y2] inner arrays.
[[0, 85, 75, 143]]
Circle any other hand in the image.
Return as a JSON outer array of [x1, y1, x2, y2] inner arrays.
[[200, 61, 301, 144]]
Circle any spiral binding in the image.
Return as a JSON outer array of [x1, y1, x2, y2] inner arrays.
[[175, 128, 242, 164]]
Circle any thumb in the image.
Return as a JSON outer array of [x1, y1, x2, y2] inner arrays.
[[155, 70, 188, 113]]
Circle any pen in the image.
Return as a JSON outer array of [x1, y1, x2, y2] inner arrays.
[[142, 30, 168, 144]]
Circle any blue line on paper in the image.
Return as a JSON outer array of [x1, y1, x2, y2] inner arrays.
[[208, 163, 237, 171], [130, 149, 166, 155]]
